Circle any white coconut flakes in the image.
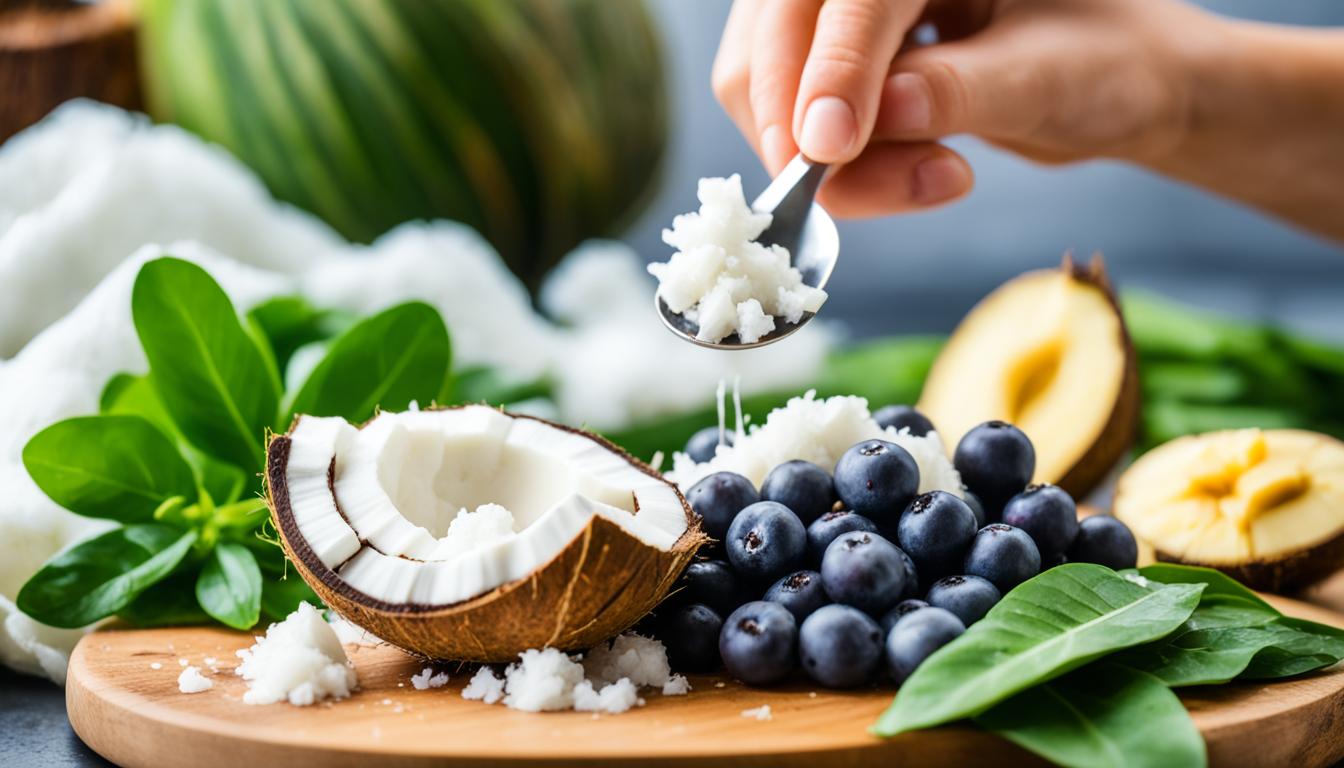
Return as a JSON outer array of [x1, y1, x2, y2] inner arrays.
[[233, 603, 358, 706], [462, 633, 684, 715]]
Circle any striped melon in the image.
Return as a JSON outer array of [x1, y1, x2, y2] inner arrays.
[[136, 0, 667, 288]]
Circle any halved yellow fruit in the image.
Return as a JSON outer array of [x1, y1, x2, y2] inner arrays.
[[1115, 428, 1344, 592]]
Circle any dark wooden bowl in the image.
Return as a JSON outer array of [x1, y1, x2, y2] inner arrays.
[[0, 0, 141, 142]]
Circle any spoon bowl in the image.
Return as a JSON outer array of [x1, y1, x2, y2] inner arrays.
[[656, 155, 837, 350]]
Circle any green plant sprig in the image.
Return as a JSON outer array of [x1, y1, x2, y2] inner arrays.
[[18, 256, 456, 631]]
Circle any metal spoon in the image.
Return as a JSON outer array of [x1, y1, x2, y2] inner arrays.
[[655, 154, 838, 350]]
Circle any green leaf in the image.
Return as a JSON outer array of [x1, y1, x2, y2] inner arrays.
[[448, 366, 553, 407], [119, 571, 213, 627], [261, 574, 321, 621], [287, 301, 450, 423], [23, 415, 196, 523], [100, 373, 176, 435], [1239, 617, 1344, 679], [872, 565, 1204, 735], [17, 525, 198, 628], [1114, 595, 1282, 686], [977, 663, 1206, 768], [246, 296, 341, 380], [132, 257, 279, 471], [1137, 564, 1276, 612], [195, 542, 262, 630]]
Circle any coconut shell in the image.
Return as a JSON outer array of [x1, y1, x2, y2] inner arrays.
[[265, 412, 707, 662], [1054, 253, 1141, 499]]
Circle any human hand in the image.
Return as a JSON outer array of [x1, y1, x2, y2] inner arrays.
[[712, 0, 1214, 218]]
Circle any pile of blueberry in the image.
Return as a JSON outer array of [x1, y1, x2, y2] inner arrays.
[[655, 407, 1140, 689]]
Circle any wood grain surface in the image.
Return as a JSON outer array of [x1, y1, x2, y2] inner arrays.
[[66, 592, 1344, 768]]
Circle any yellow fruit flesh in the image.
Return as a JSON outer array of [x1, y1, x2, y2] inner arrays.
[[919, 269, 1128, 486], [1116, 429, 1344, 566]]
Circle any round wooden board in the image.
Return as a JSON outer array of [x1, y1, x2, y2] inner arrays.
[[68, 593, 1344, 768]]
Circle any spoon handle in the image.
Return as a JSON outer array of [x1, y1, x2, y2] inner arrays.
[[751, 154, 828, 251]]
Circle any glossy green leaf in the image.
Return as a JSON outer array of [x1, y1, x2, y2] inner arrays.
[[1239, 617, 1344, 679], [23, 415, 196, 523], [195, 542, 262, 630], [132, 257, 279, 470], [978, 663, 1206, 768], [873, 565, 1204, 735], [1115, 595, 1283, 686], [119, 571, 213, 627], [287, 301, 450, 423], [17, 525, 198, 628], [246, 295, 342, 379], [1136, 564, 1275, 612], [261, 575, 321, 621]]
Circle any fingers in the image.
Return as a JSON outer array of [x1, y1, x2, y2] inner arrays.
[[872, 24, 1049, 143], [816, 141, 974, 218], [749, 0, 823, 173], [793, 0, 925, 164]]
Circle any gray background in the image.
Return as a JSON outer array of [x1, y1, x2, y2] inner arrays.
[[631, 0, 1344, 341], [5, 2, 1343, 766]]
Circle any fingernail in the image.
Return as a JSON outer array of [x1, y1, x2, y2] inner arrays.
[[799, 96, 857, 160], [760, 125, 788, 172], [912, 156, 971, 205], [885, 73, 931, 133]]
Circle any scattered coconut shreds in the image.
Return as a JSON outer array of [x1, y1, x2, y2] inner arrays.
[[462, 667, 506, 704], [177, 666, 213, 694], [503, 648, 586, 712], [178, 658, 189, 667], [741, 705, 773, 721], [662, 674, 691, 696], [582, 633, 673, 688], [573, 678, 642, 714], [666, 391, 964, 497], [464, 634, 684, 714], [410, 667, 451, 690], [234, 602, 358, 706], [149, 662, 162, 670]]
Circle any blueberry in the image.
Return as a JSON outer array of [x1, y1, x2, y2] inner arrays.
[[833, 440, 920, 526], [1067, 516, 1139, 571], [726, 501, 807, 583], [685, 426, 733, 464], [719, 601, 798, 685], [662, 603, 723, 672], [896, 491, 978, 581], [925, 575, 1001, 626], [897, 548, 921, 600], [764, 570, 830, 623], [805, 509, 878, 566], [819, 531, 907, 615], [879, 599, 929, 634], [686, 472, 759, 543], [953, 421, 1036, 515], [885, 606, 965, 684], [673, 560, 746, 616], [761, 460, 837, 527], [963, 491, 989, 528], [964, 523, 1041, 593], [1002, 484, 1080, 562], [798, 605, 884, 688], [873, 405, 936, 438]]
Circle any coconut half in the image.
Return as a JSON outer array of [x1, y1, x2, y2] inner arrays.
[[265, 406, 705, 662]]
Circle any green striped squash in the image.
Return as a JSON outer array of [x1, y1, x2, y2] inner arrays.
[[136, 0, 667, 287]]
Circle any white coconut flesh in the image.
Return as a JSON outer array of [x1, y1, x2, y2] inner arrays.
[[282, 406, 689, 607]]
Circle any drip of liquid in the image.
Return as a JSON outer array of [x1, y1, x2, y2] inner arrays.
[[716, 379, 728, 449]]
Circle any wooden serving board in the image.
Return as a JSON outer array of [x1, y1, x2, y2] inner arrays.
[[68, 593, 1344, 768]]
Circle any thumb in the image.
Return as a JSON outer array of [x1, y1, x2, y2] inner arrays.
[[791, 0, 924, 163], [872, 29, 1049, 143]]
